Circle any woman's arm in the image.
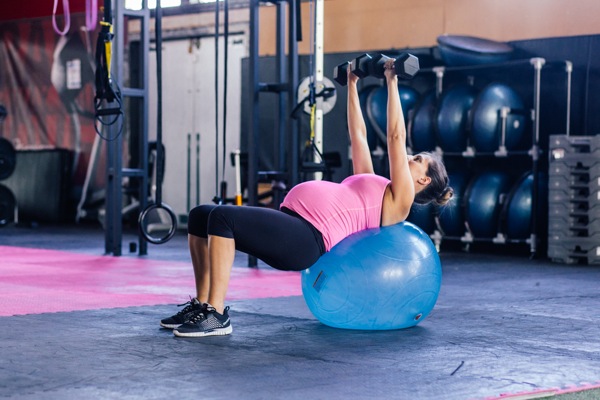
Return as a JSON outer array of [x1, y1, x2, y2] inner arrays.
[[347, 66, 374, 175], [381, 59, 414, 225]]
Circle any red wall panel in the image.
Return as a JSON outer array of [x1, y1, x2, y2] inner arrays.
[[0, 0, 88, 22]]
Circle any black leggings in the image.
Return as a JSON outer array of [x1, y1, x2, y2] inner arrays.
[[187, 205, 326, 271]]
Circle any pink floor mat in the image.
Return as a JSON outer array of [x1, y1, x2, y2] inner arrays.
[[0, 245, 302, 316]]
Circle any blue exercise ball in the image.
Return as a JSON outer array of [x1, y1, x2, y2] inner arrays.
[[301, 222, 442, 330], [435, 83, 478, 152], [470, 82, 526, 152], [465, 170, 513, 237], [438, 171, 470, 237], [367, 84, 420, 145], [409, 90, 438, 153]]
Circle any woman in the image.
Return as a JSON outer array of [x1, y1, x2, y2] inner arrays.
[[161, 58, 453, 338]]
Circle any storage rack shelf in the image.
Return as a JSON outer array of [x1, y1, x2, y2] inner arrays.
[[410, 57, 573, 257]]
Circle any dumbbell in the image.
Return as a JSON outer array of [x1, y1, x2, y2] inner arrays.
[[333, 52, 420, 86], [360, 52, 420, 80], [333, 53, 371, 86]]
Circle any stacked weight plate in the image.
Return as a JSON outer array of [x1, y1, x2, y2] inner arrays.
[[547, 135, 600, 264]]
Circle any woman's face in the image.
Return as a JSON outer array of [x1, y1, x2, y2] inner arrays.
[[408, 153, 432, 188]]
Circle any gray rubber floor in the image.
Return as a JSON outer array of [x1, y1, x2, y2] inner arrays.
[[1, 235, 599, 400]]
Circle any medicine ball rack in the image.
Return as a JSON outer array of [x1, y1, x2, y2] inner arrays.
[[410, 57, 573, 257]]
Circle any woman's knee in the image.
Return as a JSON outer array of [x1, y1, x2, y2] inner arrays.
[[206, 206, 236, 239], [187, 204, 217, 237]]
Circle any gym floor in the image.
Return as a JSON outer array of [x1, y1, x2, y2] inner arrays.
[[1, 223, 599, 400]]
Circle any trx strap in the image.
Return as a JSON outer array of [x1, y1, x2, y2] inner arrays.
[[93, 0, 123, 141]]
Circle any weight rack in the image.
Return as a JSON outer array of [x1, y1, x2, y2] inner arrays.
[[548, 134, 600, 264]]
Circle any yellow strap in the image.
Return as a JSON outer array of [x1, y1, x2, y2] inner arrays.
[[100, 22, 113, 79], [309, 103, 316, 141], [105, 42, 112, 79]]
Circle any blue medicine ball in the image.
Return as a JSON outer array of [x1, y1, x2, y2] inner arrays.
[[359, 85, 380, 151], [438, 171, 470, 237], [435, 83, 478, 152], [501, 172, 547, 240], [367, 84, 420, 145], [469, 82, 526, 152], [410, 90, 438, 153], [302, 222, 442, 330], [465, 170, 513, 237]]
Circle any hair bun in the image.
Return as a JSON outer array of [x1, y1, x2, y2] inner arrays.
[[436, 186, 454, 207]]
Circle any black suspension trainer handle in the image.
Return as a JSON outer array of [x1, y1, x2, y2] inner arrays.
[[139, 0, 177, 245]]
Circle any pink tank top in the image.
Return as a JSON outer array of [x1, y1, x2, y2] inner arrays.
[[280, 173, 390, 251]]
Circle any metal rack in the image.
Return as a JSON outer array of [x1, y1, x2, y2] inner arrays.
[[246, 0, 300, 210], [245, 0, 300, 266], [419, 58, 573, 257], [104, 0, 151, 256], [548, 134, 600, 264]]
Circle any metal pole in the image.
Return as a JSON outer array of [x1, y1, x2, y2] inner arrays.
[[288, 0, 299, 187], [565, 60, 573, 136], [529, 57, 545, 258], [313, 0, 324, 180], [274, 2, 286, 207], [246, 0, 260, 267], [247, 0, 259, 208], [106, 0, 123, 256]]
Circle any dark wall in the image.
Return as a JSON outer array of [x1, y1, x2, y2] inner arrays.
[[509, 34, 600, 136]]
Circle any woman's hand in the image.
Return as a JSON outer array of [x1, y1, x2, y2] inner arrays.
[[347, 62, 360, 86], [383, 58, 397, 82]]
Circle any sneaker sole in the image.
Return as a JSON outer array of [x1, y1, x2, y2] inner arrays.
[[160, 322, 181, 329], [173, 325, 233, 338]]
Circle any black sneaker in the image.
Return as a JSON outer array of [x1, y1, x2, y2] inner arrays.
[[173, 305, 232, 337], [160, 298, 205, 329]]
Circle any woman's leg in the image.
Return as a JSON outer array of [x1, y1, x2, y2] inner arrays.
[[187, 204, 218, 303], [206, 235, 235, 313], [206, 205, 323, 312], [159, 205, 216, 329], [173, 205, 323, 337], [188, 235, 209, 303]]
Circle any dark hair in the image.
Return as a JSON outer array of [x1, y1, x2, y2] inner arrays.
[[414, 152, 454, 206]]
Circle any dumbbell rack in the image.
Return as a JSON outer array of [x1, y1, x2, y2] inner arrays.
[[418, 58, 573, 257], [547, 135, 600, 264]]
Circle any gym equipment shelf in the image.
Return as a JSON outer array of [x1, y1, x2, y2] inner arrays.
[[548, 134, 600, 264], [104, 0, 151, 256], [414, 57, 573, 257]]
